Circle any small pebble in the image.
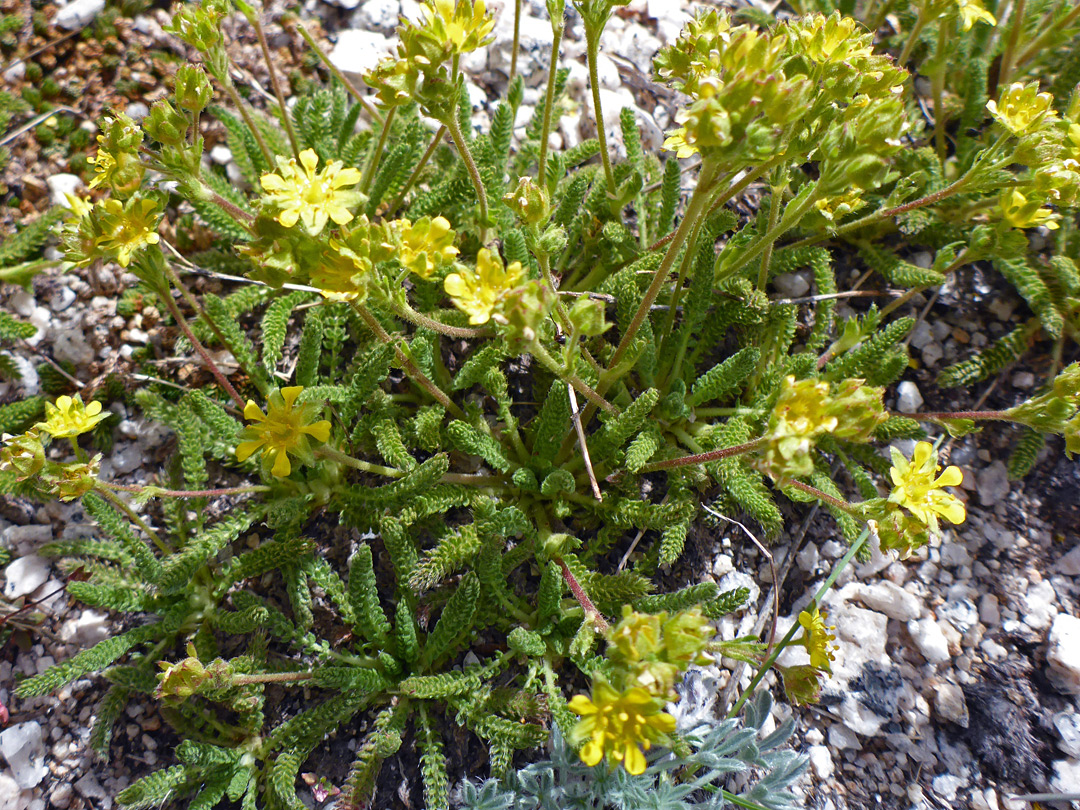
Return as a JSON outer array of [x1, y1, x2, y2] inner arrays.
[[896, 381, 923, 414]]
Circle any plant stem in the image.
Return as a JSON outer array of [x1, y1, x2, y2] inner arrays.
[[288, 16, 382, 122], [901, 409, 1010, 421], [785, 479, 860, 516], [529, 339, 616, 414], [157, 283, 246, 409], [756, 183, 784, 292], [932, 22, 950, 162], [554, 556, 609, 633], [510, 0, 522, 85], [361, 106, 395, 195], [232, 671, 315, 686], [605, 159, 721, 388], [727, 527, 869, 719], [998, 0, 1027, 87], [716, 187, 820, 285], [897, 9, 928, 65], [537, 13, 565, 184], [200, 185, 255, 225], [101, 481, 271, 498], [317, 445, 404, 477], [445, 112, 490, 241], [638, 439, 765, 474], [251, 11, 300, 161], [95, 485, 172, 554], [391, 297, 490, 339], [584, 26, 616, 198], [350, 301, 467, 419], [219, 60, 274, 166], [387, 125, 446, 217], [1017, 2, 1080, 66]]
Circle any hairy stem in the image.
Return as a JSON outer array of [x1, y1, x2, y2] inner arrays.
[[288, 15, 381, 122], [537, 14, 565, 183], [350, 301, 467, 419], [391, 296, 490, 339], [251, 11, 300, 160], [638, 439, 765, 474], [95, 485, 172, 554], [756, 181, 784, 292], [445, 112, 490, 241], [1017, 2, 1080, 66], [157, 283, 246, 409], [897, 9, 927, 65], [584, 27, 616, 198], [554, 556, 609, 633], [220, 59, 274, 167], [998, 0, 1027, 87], [387, 125, 447, 217], [361, 106, 396, 195], [510, 0, 522, 84], [101, 481, 270, 498], [529, 339, 616, 414]]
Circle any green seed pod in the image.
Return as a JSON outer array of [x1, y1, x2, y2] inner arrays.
[[174, 65, 214, 112], [145, 99, 189, 146]]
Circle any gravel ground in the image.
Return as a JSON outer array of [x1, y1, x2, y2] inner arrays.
[[1, 1, 1079, 809]]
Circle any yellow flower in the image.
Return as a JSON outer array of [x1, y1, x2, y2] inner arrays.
[[35, 395, 109, 439], [443, 248, 524, 325], [236, 386, 332, 478], [955, 0, 995, 31], [0, 430, 45, 480], [797, 606, 837, 673], [999, 188, 1061, 230], [986, 82, 1059, 136], [888, 441, 966, 532], [421, 0, 496, 54], [259, 149, 364, 236], [388, 216, 459, 279], [95, 197, 162, 268], [568, 680, 676, 775]]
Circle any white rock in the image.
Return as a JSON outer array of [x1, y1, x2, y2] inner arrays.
[[808, 745, 834, 779], [55, 0, 105, 30], [853, 581, 921, 622], [3, 62, 25, 84], [773, 271, 811, 298], [934, 682, 969, 727], [59, 610, 110, 646], [52, 327, 95, 367], [46, 174, 84, 207], [490, 10, 553, 84], [594, 53, 621, 90], [49, 286, 77, 313], [938, 598, 979, 634], [1021, 580, 1057, 632], [125, 102, 149, 121], [3, 555, 50, 600], [796, 543, 819, 573], [0, 774, 21, 810], [921, 342, 944, 367], [979, 594, 1000, 626], [1047, 614, 1080, 694], [209, 145, 233, 165], [712, 554, 734, 578], [1055, 543, 1080, 576], [1054, 712, 1080, 757], [2, 524, 52, 554], [827, 723, 861, 750], [354, 0, 400, 28], [977, 461, 1010, 506], [909, 618, 951, 664], [896, 381, 924, 414], [323, 0, 362, 8], [10, 288, 34, 318], [932, 773, 968, 802], [909, 320, 934, 350], [329, 30, 394, 79], [1050, 758, 1080, 795], [0, 722, 47, 789], [73, 774, 112, 810]]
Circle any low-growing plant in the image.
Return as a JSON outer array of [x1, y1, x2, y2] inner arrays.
[[1, 0, 1078, 808]]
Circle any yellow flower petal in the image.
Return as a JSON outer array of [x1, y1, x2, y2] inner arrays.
[[235, 439, 265, 462], [243, 401, 266, 422], [580, 740, 604, 767], [269, 449, 292, 478], [936, 465, 963, 487], [623, 743, 646, 775]]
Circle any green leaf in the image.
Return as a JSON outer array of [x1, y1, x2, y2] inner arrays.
[[419, 572, 479, 669]]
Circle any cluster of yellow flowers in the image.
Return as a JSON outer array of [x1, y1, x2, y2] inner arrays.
[[761, 376, 887, 481], [0, 395, 109, 501], [568, 608, 713, 775], [871, 441, 966, 556]]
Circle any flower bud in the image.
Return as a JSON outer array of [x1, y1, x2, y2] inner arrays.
[[174, 65, 214, 112], [0, 431, 45, 481], [568, 296, 609, 337], [165, 4, 224, 53], [42, 457, 100, 502], [503, 177, 550, 225], [538, 225, 568, 254], [144, 99, 189, 146], [780, 664, 824, 706]]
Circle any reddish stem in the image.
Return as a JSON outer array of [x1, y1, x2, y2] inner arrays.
[[555, 557, 609, 633], [639, 439, 764, 473]]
